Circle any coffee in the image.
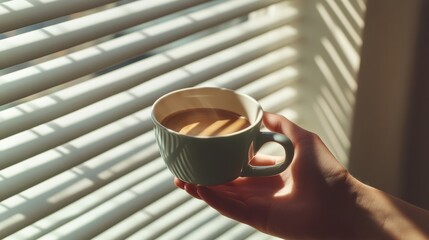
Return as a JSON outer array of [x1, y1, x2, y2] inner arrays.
[[161, 108, 250, 136]]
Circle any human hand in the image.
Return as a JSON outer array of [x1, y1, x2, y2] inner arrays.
[[175, 112, 363, 239], [176, 112, 429, 239]]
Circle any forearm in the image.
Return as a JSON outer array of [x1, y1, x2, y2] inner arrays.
[[350, 176, 429, 239]]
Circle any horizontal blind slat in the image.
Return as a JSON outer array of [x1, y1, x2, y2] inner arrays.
[[258, 87, 299, 113], [40, 170, 174, 240], [0, 0, 118, 33], [0, 155, 166, 238], [214, 224, 256, 240], [126, 199, 209, 240], [180, 216, 237, 240], [0, 0, 283, 106], [0, 25, 298, 171], [0, 8, 299, 139], [236, 66, 299, 100], [92, 190, 192, 240], [198, 46, 298, 91], [245, 231, 276, 240], [0, 0, 206, 69], [155, 207, 221, 240], [0, 109, 154, 200]]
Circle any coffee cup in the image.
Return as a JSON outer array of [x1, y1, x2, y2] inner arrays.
[[151, 87, 294, 185]]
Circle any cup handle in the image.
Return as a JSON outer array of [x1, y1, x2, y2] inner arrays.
[[241, 131, 294, 177]]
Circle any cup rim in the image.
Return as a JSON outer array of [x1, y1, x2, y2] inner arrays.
[[151, 87, 263, 139]]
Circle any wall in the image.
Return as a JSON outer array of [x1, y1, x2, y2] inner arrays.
[[349, 0, 429, 209]]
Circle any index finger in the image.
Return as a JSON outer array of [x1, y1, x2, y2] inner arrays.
[[262, 112, 311, 143]]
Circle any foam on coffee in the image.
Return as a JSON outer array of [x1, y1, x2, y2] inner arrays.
[[161, 108, 251, 136]]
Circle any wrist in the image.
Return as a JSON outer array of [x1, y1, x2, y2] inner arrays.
[[347, 175, 429, 239], [328, 173, 387, 239], [342, 175, 389, 239]]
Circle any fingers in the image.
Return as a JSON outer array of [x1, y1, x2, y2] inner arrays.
[[263, 112, 310, 143], [174, 178, 202, 199], [175, 178, 250, 222], [174, 177, 185, 189], [197, 187, 250, 224], [175, 180, 268, 228], [175, 177, 251, 220], [251, 154, 280, 166], [252, 154, 276, 165], [184, 184, 201, 200]]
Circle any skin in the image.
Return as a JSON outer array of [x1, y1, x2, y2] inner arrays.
[[175, 112, 429, 239]]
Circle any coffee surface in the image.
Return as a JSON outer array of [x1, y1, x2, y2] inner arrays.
[[161, 108, 250, 136]]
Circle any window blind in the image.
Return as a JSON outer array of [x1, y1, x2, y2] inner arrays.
[[0, 0, 366, 239], [0, 0, 297, 239]]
